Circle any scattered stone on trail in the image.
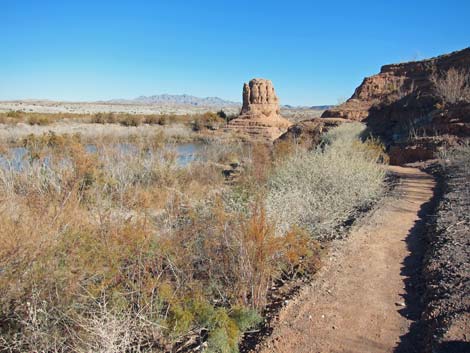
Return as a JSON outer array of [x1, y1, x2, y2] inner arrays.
[[228, 78, 292, 141]]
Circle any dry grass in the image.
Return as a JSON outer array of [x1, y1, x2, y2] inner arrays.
[[0, 133, 301, 352], [0, 111, 226, 128], [439, 140, 470, 174], [431, 67, 470, 104], [0, 124, 384, 352]]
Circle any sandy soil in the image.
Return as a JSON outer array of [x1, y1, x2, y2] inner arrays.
[[0, 100, 240, 115], [254, 166, 435, 353], [0, 100, 324, 121]]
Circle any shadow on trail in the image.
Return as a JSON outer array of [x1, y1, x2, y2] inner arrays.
[[394, 168, 442, 353]]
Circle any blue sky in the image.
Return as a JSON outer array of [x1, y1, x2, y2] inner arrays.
[[1, 0, 469, 105]]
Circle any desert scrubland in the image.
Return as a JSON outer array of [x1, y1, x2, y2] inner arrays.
[[0, 119, 386, 352], [1, 47, 469, 353]]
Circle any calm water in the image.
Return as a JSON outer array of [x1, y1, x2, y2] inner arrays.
[[171, 143, 203, 166], [0, 143, 204, 171]]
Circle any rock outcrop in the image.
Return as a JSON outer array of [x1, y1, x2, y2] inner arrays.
[[322, 47, 470, 164], [228, 79, 292, 140], [275, 117, 350, 150], [322, 48, 470, 123]]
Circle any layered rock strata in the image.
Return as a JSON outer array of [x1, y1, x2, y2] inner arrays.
[[322, 48, 470, 164], [228, 79, 292, 140]]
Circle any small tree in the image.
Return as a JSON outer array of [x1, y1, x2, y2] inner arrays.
[[216, 110, 227, 119], [431, 67, 470, 104]]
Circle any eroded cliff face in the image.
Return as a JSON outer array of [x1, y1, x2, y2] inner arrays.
[[322, 48, 470, 164], [229, 78, 292, 141]]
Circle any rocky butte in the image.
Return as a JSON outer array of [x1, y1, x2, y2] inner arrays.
[[228, 78, 292, 140], [322, 47, 470, 164]]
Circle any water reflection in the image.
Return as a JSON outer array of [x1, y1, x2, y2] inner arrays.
[[0, 143, 203, 171]]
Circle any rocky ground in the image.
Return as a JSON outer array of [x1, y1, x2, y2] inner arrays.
[[420, 161, 470, 352]]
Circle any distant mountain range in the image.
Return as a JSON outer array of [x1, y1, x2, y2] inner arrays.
[[283, 104, 332, 110], [105, 94, 330, 110], [106, 94, 240, 107]]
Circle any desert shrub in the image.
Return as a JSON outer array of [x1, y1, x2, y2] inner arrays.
[[192, 112, 224, 131], [266, 123, 386, 240], [280, 226, 322, 278], [205, 307, 261, 353], [191, 118, 202, 131], [439, 140, 470, 173], [244, 143, 272, 185], [0, 128, 327, 352], [91, 112, 117, 124], [272, 138, 297, 162], [72, 302, 154, 353], [91, 112, 106, 124], [431, 67, 470, 104], [144, 114, 170, 125], [27, 114, 52, 125], [199, 141, 248, 166], [236, 206, 281, 308], [119, 114, 142, 127], [6, 110, 22, 118], [217, 110, 227, 120], [0, 290, 69, 353]]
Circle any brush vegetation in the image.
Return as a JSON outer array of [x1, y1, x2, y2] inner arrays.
[[267, 123, 387, 240], [0, 111, 227, 130], [0, 123, 386, 352]]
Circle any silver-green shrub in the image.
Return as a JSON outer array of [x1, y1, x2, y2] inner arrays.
[[266, 123, 386, 240]]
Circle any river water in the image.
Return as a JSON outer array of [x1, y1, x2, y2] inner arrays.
[[0, 143, 204, 171]]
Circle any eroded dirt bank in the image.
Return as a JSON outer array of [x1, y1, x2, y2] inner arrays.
[[252, 166, 435, 353]]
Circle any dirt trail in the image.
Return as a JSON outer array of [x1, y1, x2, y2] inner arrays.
[[255, 166, 435, 353]]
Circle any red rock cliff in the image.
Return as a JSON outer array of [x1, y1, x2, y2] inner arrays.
[[323, 48, 470, 164]]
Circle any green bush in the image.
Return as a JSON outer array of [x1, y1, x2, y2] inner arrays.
[[217, 110, 227, 119]]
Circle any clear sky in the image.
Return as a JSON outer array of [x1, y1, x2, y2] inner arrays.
[[2, 0, 469, 106]]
